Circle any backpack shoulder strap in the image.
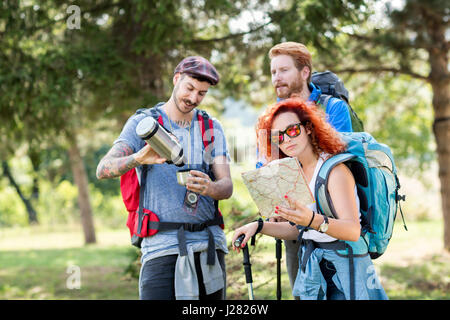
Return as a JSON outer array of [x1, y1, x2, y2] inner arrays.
[[197, 109, 215, 149], [315, 153, 357, 218], [197, 110, 215, 176], [318, 94, 332, 112], [136, 102, 165, 125], [196, 110, 223, 228], [136, 164, 149, 237], [131, 104, 165, 245]]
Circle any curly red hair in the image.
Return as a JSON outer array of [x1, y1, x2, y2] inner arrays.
[[256, 98, 346, 160]]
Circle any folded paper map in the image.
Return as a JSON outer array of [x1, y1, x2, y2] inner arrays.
[[241, 157, 315, 219]]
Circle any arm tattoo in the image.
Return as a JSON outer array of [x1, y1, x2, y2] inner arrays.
[[97, 142, 140, 179]]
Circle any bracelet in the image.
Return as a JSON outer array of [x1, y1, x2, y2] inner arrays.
[[306, 211, 315, 229]]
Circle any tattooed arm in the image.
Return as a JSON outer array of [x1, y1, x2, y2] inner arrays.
[[96, 142, 139, 179], [96, 142, 166, 179]]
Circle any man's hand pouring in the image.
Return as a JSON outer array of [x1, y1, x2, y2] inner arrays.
[[134, 144, 167, 165]]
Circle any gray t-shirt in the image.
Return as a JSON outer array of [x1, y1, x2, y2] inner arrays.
[[114, 104, 230, 261]]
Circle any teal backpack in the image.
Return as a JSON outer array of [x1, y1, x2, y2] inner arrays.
[[315, 132, 407, 259]]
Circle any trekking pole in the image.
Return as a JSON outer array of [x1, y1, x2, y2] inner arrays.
[[275, 238, 282, 300], [235, 234, 254, 300]]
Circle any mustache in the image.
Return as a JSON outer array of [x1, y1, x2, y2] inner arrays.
[[274, 82, 288, 88], [183, 99, 198, 107]]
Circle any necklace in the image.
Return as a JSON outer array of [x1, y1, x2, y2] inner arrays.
[[167, 111, 192, 169]]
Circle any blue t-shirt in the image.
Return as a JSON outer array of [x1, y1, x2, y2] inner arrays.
[[277, 83, 353, 133], [114, 104, 230, 261], [308, 82, 352, 132]]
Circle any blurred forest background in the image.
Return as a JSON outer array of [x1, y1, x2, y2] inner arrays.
[[0, 0, 449, 299]]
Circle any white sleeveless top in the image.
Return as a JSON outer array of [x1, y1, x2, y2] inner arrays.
[[302, 155, 361, 242]]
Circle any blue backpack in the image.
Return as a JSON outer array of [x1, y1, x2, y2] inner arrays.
[[315, 132, 407, 259]]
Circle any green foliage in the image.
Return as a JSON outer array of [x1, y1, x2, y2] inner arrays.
[[35, 179, 124, 228], [221, 167, 259, 221], [346, 73, 435, 173], [41, 180, 79, 224], [267, 0, 369, 57], [0, 185, 28, 227], [0, 160, 124, 228]]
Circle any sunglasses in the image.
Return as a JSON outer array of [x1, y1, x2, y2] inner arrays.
[[271, 122, 302, 145]]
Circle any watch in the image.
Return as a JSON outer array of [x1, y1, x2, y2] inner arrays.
[[318, 215, 329, 233]]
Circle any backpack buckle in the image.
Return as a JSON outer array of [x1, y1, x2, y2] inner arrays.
[[182, 223, 195, 232]]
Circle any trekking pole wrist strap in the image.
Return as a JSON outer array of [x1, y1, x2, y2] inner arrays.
[[255, 218, 264, 235], [250, 218, 264, 246]]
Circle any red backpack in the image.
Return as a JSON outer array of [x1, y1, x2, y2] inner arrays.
[[120, 105, 224, 250]]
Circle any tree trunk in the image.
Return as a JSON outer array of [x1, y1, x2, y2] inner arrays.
[[67, 133, 96, 244], [2, 160, 39, 224], [432, 86, 450, 251], [434, 109, 450, 252], [29, 148, 41, 206], [428, 21, 450, 251]]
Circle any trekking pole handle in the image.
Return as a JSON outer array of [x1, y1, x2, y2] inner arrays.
[[275, 238, 282, 259], [234, 234, 246, 248], [236, 234, 254, 299], [275, 238, 282, 300], [243, 246, 253, 284]]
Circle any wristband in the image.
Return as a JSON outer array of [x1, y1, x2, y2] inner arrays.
[[306, 211, 315, 229], [255, 218, 264, 235], [250, 218, 264, 246]]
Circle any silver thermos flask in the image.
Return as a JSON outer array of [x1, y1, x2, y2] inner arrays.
[[135, 116, 186, 167]]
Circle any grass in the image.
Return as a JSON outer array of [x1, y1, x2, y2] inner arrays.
[[371, 218, 450, 299], [227, 218, 450, 300], [0, 225, 138, 299], [0, 219, 449, 300]]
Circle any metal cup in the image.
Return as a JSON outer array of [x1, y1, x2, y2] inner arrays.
[[176, 169, 191, 186]]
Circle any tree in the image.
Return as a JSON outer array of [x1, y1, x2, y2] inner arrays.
[[2, 161, 38, 224], [0, 0, 120, 242], [338, 0, 449, 250], [0, 0, 278, 241], [4, 0, 446, 248]]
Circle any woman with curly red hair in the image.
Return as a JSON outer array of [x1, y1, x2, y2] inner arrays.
[[256, 97, 347, 161], [232, 98, 388, 300]]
